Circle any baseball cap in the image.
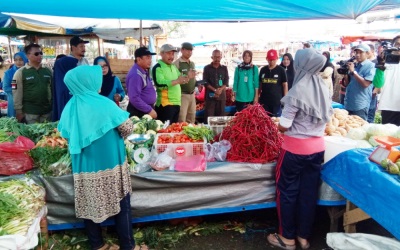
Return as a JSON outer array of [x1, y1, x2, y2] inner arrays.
[[70, 36, 89, 47], [354, 44, 370, 52], [266, 49, 278, 60], [160, 44, 178, 53], [134, 47, 156, 58], [181, 42, 193, 50]]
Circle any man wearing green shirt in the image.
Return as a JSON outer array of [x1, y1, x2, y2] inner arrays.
[[13, 43, 52, 124], [152, 44, 188, 123], [174, 42, 196, 123]]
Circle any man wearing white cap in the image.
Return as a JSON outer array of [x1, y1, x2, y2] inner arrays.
[[152, 44, 188, 123], [343, 44, 375, 121]]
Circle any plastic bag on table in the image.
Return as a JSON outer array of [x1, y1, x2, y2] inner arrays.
[[0, 136, 35, 175], [148, 147, 174, 171], [175, 153, 206, 172], [205, 139, 231, 162], [0, 136, 35, 152]]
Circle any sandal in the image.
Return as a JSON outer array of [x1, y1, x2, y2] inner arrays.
[[132, 244, 149, 250], [297, 237, 310, 250], [267, 233, 296, 250]]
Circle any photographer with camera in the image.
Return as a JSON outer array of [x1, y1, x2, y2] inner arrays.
[[378, 35, 400, 126], [342, 44, 375, 121]]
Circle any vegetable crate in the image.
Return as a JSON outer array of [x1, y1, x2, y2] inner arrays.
[[154, 133, 206, 158], [208, 116, 233, 135]]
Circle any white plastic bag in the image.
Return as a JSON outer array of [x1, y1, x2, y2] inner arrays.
[[205, 140, 231, 162]]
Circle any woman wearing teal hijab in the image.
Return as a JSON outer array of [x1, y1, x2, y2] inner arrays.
[[58, 65, 136, 250], [1, 52, 28, 117]]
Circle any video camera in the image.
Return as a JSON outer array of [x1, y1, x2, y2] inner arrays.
[[336, 56, 356, 75], [376, 41, 400, 70]]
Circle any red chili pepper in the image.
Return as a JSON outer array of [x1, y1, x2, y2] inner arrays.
[[220, 104, 283, 163]]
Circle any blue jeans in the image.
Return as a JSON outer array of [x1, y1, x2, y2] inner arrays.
[[348, 107, 369, 121], [367, 94, 377, 123], [84, 194, 135, 250]]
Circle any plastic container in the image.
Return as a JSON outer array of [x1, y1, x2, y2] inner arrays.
[[208, 116, 233, 135], [154, 133, 205, 158], [324, 136, 357, 163], [319, 136, 357, 201]]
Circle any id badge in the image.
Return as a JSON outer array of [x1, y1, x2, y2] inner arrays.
[[218, 79, 223, 86], [11, 80, 17, 90], [244, 76, 248, 83]]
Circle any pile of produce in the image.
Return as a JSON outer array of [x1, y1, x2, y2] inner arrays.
[[0, 117, 58, 143], [157, 122, 189, 133], [0, 179, 45, 236], [157, 134, 204, 144], [325, 109, 368, 137], [220, 104, 283, 163], [380, 158, 400, 175]]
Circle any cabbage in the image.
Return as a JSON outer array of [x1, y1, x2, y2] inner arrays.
[[384, 124, 399, 137], [346, 128, 367, 140], [368, 136, 381, 147], [395, 128, 400, 139], [355, 140, 373, 148], [361, 123, 372, 132], [142, 114, 153, 121], [367, 124, 389, 137], [146, 130, 157, 135]]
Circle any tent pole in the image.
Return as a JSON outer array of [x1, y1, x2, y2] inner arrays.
[[7, 36, 13, 63], [97, 36, 101, 57], [140, 20, 143, 47]]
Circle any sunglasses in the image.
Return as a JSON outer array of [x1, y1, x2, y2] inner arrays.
[[30, 52, 43, 56]]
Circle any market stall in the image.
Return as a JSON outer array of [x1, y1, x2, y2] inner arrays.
[[321, 147, 400, 240]]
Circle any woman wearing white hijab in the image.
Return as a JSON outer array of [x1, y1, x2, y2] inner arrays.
[[267, 49, 332, 250]]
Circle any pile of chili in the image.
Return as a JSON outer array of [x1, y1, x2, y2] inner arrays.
[[220, 104, 283, 163]]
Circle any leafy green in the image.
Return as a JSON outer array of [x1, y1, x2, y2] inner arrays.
[[0, 192, 25, 235], [29, 146, 68, 176], [183, 126, 214, 141]]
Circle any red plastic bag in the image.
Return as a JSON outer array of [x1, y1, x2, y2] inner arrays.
[[174, 153, 206, 172], [0, 136, 35, 152], [0, 136, 35, 175]]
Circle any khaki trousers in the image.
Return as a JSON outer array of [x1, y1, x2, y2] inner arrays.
[[178, 93, 196, 124]]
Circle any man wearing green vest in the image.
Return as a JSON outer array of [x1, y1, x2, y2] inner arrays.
[[152, 44, 188, 123], [174, 42, 196, 123], [13, 43, 52, 124]]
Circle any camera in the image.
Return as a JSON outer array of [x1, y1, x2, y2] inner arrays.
[[376, 41, 400, 70], [336, 56, 356, 75]]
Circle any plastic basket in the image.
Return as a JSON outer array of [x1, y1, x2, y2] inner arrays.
[[207, 116, 233, 135], [154, 133, 206, 158]]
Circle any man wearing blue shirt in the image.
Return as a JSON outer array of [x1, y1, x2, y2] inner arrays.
[[343, 44, 376, 121]]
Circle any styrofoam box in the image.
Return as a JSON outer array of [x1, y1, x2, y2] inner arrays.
[[207, 116, 234, 135], [154, 133, 205, 158]]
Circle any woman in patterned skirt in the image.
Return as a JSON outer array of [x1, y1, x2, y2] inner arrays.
[[58, 65, 141, 250]]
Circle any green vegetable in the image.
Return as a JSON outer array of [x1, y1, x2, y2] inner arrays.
[[133, 122, 147, 134], [29, 146, 68, 176], [142, 114, 153, 121], [381, 159, 391, 169], [183, 126, 214, 141]]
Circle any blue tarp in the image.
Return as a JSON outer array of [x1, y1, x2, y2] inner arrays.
[[0, 0, 395, 21], [0, 13, 10, 27], [321, 147, 400, 239]]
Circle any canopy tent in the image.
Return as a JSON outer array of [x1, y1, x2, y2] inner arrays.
[[1, 0, 398, 21], [0, 13, 163, 41]]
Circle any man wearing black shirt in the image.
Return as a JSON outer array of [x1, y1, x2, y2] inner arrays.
[[203, 49, 229, 123], [259, 49, 288, 117]]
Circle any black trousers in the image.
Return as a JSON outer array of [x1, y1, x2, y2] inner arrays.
[[275, 149, 324, 239], [204, 99, 225, 124], [155, 105, 180, 123], [127, 102, 147, 118], [235, 101, 252, 112], [381, 110, 400, 126]]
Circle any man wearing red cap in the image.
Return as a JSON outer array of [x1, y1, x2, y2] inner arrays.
[[259, 49, 288, 117]]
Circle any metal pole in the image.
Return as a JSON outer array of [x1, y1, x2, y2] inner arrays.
[[139, 20, 143, 47], [7, 36, 13, 63]]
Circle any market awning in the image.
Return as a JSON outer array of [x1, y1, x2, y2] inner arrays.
[[0, 0, 397, 21]]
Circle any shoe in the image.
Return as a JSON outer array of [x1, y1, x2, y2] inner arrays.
[[297, 237, 310, 250], [267, 233, 296, 250]]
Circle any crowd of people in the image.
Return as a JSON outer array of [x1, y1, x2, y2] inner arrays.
[[0, 34, 399, 250]]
